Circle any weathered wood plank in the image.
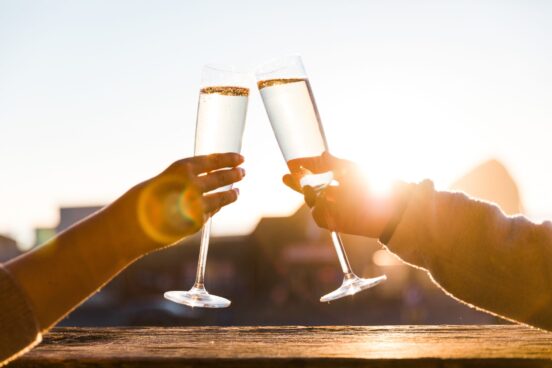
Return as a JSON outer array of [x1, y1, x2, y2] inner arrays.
[[12, 325, 552, 367]]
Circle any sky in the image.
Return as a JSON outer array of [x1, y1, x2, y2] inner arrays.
[[1, 0, 551, 248]]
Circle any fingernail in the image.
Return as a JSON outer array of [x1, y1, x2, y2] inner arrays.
[[234, 188, 240, 195], [238, 167, 246, 177]]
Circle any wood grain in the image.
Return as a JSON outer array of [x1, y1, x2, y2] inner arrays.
[[12, 325, 552, 367]]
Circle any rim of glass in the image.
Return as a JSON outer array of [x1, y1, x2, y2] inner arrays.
[[255, 54, 305, 77], [203, 63, 250, 75], [201, 63, 251, 88]]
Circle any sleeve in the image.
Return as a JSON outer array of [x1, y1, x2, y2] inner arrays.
[[382, 180, 552, 331], [0, 265, 42, 367]]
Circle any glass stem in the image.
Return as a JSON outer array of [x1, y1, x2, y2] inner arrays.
[[330, 231, 354, 277], [193, 217, 212, 290]]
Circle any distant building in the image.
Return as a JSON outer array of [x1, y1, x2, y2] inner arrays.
[[34, 228, 57, 247], [34, 206, 103, 246], [451, 159, 523, 215], [0, 234, 20, 262], [56, 206, 103, 233]]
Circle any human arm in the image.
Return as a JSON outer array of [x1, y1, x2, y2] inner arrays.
[[385, 180, 552, 331], [1, 153, 245, 365], [285, 153, 552, 331]]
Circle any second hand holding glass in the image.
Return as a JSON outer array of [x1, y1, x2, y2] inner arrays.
[[256, 56, 386, 302]]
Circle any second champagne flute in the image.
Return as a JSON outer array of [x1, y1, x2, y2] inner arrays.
[[256, 55, 386, 303], [164, 65, 249, 308]]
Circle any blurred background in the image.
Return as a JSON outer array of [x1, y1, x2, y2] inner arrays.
[[1, 0, 550, 326]]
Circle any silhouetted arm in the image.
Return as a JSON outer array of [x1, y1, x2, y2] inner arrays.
[[383, 180, 552, 331], [285, 153, 552, 331], [0, 153, 245, 366]]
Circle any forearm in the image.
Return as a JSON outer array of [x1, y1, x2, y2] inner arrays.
[[2, 153, 243, 332], [384, 181, 552, 330], [5, 198, 143, 331], [0, 153, 242, 366]]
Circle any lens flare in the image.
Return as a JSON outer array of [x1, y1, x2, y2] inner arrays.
[[356, 163, 395, 197], [137, 174, 203, 245]]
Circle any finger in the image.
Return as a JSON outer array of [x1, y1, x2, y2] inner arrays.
[[189, 153, 244, 174], [196, 167, 245, 193], [303, 186, 317, 208], [287, 154, 329, 174], [287, 151, 355, 177], [202, 188, 239, 214], [311, 198, 329, 229], [282, 174, 302, 193], [163, 161, 196, 181], [165, 153, 244, 176], [322, 152, 358, 181], [311, 189, 339, 231]]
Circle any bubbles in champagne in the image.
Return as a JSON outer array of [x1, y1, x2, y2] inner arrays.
[[257, 78, 306, 90], [200, 86, 249, 96]]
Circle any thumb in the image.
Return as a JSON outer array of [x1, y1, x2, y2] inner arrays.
[[282, 174, 303, 193], [303, 186, 317, 208], [311, 190, 338, 231]]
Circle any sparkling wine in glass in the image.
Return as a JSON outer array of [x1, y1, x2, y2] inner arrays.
[[256, 56, 386, 302], [164, 65, 249, 308]]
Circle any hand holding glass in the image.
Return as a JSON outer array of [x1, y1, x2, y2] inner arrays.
[[256, 56, 386, 302]]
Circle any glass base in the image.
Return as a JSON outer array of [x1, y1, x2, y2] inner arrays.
[[164, 286, 231, 308], [320, 273, 387, 303]]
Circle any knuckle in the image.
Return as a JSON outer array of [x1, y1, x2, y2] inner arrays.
[[169, 160, 193, 176], [187, 172, 198, 185], [219, 193, 227, 206], [216, 170, 237, 186], [166, 160, 183, 172], [228, 170, 240, 183], [208, 153, 222, 164], [218, 172, 229, 185], [219, 192, 232, 207]]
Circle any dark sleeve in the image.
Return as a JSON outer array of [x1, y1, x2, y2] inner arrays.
[[382, 180, 552, 331]]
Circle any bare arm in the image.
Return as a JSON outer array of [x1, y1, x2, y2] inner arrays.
[[1, 153, 244, 364]]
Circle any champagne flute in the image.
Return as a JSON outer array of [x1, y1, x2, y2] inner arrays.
[[256, 55, 386, 303], [164, 65, 249, 308]]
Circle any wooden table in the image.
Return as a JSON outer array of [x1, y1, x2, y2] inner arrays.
[[13, 325, 552, 367]]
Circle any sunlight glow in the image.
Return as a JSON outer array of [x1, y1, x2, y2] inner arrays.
[[356, 162, 395, 197], [372, 249, 403, 267], [1, 1, 552, 246]]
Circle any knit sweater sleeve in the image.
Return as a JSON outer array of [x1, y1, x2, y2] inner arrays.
[[384, 180, 552, 331], [0, 265, 41, 367]]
